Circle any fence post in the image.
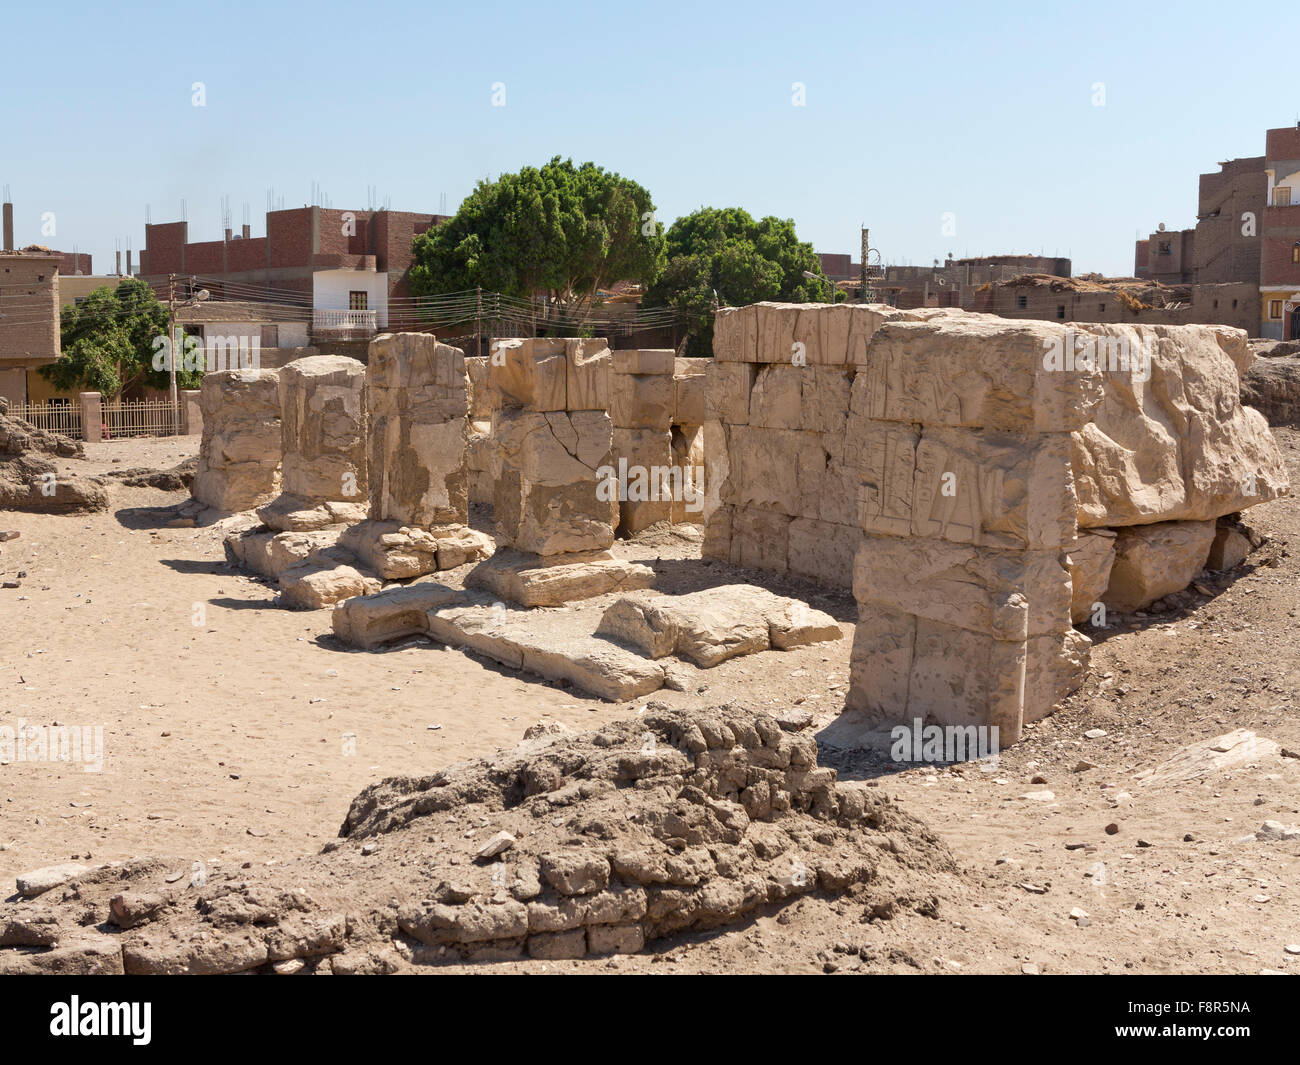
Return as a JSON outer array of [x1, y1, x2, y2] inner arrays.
[[182, 390, 203, 436], [80, 392, 102, 443]]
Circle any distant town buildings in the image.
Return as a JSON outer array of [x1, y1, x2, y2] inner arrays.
[[1132, 124, 1300, 339], [139, 206, 449, 341], [0, 202, 61, 405]]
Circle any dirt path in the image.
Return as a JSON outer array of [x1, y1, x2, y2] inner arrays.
[[3, 432, 1299, 974]]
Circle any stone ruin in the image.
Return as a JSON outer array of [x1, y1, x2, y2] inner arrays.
[[195, 306, 1289, 738], [190, 367, 281, 513], [256, 354, 369, 532], [0, 706, 954, 974], [0, 397, 106, 514], [703, 303, 1288, 742], [338, 333, 490, 578], [466, 341, 707, 537], [465, 337, 656, 607]]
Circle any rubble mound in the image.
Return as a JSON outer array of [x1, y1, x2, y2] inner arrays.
[[1242, 354, 1300, 427], [0, 706, 956, 974], [0, 399, 106, 513], [103, 455, 198, 492]]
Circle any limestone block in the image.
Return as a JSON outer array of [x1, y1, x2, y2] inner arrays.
[[705, 361, 757, 425], [366, 332, 469, 528], [275, 354, 367, 507], [1023, 629, 1091, 723], [701, 502, 732, 562], [853, 535, 1072, 640], [466, 549, 654, 607], [1066, 529, 1117, 624], [729, 505, 790, 572], [748, 366, 803, 429], [1103, 520, 1216, 612], [727, 426, 828, 518], [191, 368, 282, 512], [425, 596, 666, 699], [278, 547, 381, 610], [674, 369, 708, 426], [714, 302, 923, 366], [787, 517, 859, 589], [1207, 522, 1251, 571], [611, 372, 673, 430], [857, 422, 1076, 550], [255, 497, 367, 533], [595, 586, 840, 667], [340, 520, 492, 579], [492, 408, 616, 556], [702, 420, 730, 522], [857, 317, 1103, 432], [847, 605, 1027, 738], [465, 356, 493, 418], [565, 339, 611, 411], [611, 427, 674, 534], [1070, 322, 1289, 527], [467, 421, 494, 505], [331, 583, 463, 649], [489, 338, 567, 412], [669, 424, 706, 526], [801, 366, 854, 434], [612, 349, 674, 376]]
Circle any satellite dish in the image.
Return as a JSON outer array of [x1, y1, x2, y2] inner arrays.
[[1157, 223, 1166, 232]]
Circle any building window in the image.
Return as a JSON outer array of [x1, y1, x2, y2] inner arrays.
[[1157, 241, 1172, 255], [1275, 186, 1293, 206], [1269, 299, 1283, 319], [1292, 242, 1300, 263], [1099, 303, 1106, 313], [1056, 304, 1066, 319], [349, 291, 368, 310], [1213, 300, 1219, 309], [1233, 299, 1238, 308], [1016, 294, 1027, 309]]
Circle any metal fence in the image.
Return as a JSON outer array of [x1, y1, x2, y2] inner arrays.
[[101, 399, 180, 439], [7, 401, 83, 438]]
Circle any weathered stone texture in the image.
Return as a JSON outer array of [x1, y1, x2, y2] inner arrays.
[[191, 368, 281, 512]]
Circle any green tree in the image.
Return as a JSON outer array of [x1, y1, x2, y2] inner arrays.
[[41, 278, 200, 400], [643, 207, 832, 355], [410, 157, 664, 331]]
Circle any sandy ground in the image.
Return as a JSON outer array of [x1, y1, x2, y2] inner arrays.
[[3, 432, 1300, 974]]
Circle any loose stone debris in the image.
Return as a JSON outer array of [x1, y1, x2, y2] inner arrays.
[[0, 707, 955, 974]]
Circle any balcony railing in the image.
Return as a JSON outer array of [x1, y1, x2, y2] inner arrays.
[[312, 308, 378, 335]]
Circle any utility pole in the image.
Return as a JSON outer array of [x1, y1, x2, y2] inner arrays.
[[860, 226, 870, 303], [475, 286, 482, 357], [167, 274, 180, 435]]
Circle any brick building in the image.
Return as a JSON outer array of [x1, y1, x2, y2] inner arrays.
[[0, 250, 61, 404], [139, 206, 448, 339]]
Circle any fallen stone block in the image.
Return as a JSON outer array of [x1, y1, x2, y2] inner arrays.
[[1103, 519, 1216, 613], [331, 583, 463, 649], [425, 597, 666, 701], [1067, 529, 1118, 624], [466, 549, 654, 607], [340, 519, 492, 579], [1071, 323, 1289, 527], [278, 548, 381, 610], [1206, 520, 1251, 572], [595, 586, 841, 667]]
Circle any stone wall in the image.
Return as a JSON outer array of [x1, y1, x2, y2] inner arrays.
[[256, 354, 368, 531], [190, 368, 282, 512], [703, 302, 1290, 735]]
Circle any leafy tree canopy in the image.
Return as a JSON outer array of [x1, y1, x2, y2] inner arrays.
[[41, 278, 199, 400], [410, 157, 664, 324], [643, 207, 832, 355]]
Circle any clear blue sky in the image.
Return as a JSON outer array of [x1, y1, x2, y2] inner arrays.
[[0, 0, 1279, 277]]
